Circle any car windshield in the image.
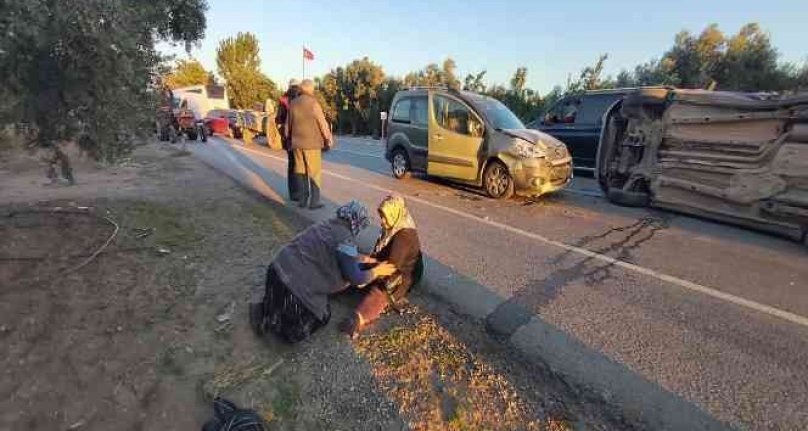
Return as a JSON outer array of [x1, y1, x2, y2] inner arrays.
[[470, 97, 525, 130]]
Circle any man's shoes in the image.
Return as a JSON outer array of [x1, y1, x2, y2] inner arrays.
[[308, 202, 324, 210]]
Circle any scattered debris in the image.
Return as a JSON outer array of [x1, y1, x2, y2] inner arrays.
[[216, 301, 235, 323], [133, 227, 155, 238]]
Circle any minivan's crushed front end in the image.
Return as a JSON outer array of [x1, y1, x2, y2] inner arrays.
[[493, 129, 573, 196], [599, 88, 808, 242]]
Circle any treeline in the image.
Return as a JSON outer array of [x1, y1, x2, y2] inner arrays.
[[162, 22, 808, 138], [315, 23, 808, 136]]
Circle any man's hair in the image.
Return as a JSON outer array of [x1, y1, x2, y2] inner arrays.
[[300, 79, 315, 94]]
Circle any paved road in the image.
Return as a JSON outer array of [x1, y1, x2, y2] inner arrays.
[[191, 136, 808, 430]]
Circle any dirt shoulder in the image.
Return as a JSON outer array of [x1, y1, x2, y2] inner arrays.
[[0, 142, 631, 430]]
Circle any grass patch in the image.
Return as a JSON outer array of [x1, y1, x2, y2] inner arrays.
[[269, 378, 300, 421], [355, 314, 549, 430], [245, 202, 299, 241], [120, 201, 202, 249]]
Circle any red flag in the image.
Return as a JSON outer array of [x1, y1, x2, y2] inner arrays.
[[303, 47, 314, 61]]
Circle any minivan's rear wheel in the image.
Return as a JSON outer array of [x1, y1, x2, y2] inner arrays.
[[483, 161, 514, 199], [391, 149, 411, 179]]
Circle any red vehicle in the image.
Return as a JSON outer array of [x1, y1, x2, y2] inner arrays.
[[204, 109, 231, 136]]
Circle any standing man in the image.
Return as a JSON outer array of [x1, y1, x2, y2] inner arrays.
[[286, 79, 332, 210], [277, 79, 301, 201]]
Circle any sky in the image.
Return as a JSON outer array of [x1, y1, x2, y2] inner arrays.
[[160, 0, 808, 94]]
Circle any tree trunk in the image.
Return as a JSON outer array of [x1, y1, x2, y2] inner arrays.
[[48, 145, 75, 185]]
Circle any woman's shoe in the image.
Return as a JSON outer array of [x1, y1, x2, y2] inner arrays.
[[249, 302, 265, 335], [339, 314, 362, 340]]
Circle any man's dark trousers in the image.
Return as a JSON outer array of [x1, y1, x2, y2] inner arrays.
[[286, 141, 302, 201]]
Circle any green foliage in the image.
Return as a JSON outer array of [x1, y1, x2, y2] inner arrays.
[[404, 58, 461, 89], [462, 71, 487, 93], [163, 59, 210, 89], [613, 23, 804, 92], [216, 32, 278, 109], [0, 0, 208, 163], [565, 54, 609, 93], [320, 57, 385, 135]]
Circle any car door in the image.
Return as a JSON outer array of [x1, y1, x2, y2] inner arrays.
[[572, 93, 621, 169], [407, 96, 430, 170], [427, 94, 484, 181]]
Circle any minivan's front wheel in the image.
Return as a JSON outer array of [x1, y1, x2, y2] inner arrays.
[[391, 149, 411, 179], [483, 161, 514, 199]]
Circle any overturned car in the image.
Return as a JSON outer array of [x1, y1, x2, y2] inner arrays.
[[598, 88, 808, 243]]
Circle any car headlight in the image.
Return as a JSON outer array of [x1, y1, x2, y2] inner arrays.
[[509, 140, 546, 159]]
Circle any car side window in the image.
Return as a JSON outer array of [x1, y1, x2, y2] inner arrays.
[[545, 98, 580, 125], [391, 99, 411, 123], [432, 95, 482, 137], [410, 97, 428, 127], [576, 95, 622, 125]]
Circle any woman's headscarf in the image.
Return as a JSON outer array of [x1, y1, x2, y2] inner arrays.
[[336, 200, 370, 237], [373, 195, 417, 254]]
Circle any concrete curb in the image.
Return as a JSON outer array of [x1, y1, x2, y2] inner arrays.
[[193, 140, 731, 431]]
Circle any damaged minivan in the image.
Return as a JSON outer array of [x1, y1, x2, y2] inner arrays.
[[384, 87, 572, 199], [598, 88, 808, 243]]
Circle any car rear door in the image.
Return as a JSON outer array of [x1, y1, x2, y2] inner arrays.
[[427, 93, 484, 181]]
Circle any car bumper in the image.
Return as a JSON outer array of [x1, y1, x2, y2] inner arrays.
[[509, 156, 573, 196]]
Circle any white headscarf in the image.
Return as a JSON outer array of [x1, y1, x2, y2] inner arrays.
[[372, 196, 417, 255]]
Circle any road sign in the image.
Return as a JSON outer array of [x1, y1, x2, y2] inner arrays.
[[380, 111, 388, 120]]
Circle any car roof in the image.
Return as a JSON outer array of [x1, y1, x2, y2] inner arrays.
[[394, 87, 496, 104]]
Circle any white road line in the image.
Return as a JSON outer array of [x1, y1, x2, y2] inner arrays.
[[329, 148, 384, 159], [230, 142, 808, 329]]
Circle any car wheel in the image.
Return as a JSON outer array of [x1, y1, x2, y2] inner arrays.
[[483, 161, 514, 199], [391, 149, 411, 179]]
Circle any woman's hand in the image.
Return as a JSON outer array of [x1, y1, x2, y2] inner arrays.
[[359, 255, 378, 264], [371, 262, 397, 278]]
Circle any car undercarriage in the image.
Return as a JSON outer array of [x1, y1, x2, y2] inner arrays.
[[598, 88, 808, 243]]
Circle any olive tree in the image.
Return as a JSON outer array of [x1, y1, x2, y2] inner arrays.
[[216, 32, 278, 109], [0, 0, 208, 181], [163, 59, 211, 89]]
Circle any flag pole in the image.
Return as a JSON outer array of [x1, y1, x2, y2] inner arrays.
[[302, 45, 306, 79]]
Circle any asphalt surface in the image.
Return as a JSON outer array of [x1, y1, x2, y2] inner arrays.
[[190, 136, 808, 430]]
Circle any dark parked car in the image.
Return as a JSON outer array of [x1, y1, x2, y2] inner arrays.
[[528, 89, 635, 170], [227, 110, 245, 139]]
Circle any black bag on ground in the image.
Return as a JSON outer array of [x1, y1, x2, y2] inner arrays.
[[202, 397, 266, 431]]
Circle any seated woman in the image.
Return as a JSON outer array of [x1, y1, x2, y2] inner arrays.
[[250, 201, 396, 343], [341, 195, 422, 338]]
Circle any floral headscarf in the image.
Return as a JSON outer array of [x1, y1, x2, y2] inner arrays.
[[373, 195, 417, 254], [336, 200, 370, 236]]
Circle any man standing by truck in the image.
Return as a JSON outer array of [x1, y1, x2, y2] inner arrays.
[[286, 79, 332, 210], [277, 79, 301, 201]]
